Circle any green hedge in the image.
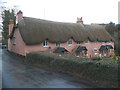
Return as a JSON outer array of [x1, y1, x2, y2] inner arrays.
[[26, 52, 118, 87]]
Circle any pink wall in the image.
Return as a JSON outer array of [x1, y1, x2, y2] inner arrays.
[[8, 28, 26, 56], [8, 28, 114, 58]]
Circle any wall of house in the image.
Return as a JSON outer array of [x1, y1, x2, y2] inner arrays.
[[80, 40, 114, 58], [8, 28, 26, 56], [8, 28, 114, 57]]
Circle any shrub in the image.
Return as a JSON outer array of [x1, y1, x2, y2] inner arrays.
[[26, 52, 118, 87], [99, 62, 110, 68], [91, 57, 101, 61], [112, 54, 117, 60]]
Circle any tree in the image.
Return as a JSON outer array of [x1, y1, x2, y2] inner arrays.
[[115, 24, 120, 55], [105, 22, 116, 37], [2, 9, 16, 45]]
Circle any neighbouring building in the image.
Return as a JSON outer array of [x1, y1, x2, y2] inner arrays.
[[7, 10, 114, 58]]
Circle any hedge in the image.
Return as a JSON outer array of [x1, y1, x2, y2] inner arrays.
[[26, 52, 119, 88]]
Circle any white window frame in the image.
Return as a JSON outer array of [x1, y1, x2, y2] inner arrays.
[[68, 39, 72, 46], [43, 40, 48, 47], [83, 40, 88, 44], [55, 42, 60, 47]]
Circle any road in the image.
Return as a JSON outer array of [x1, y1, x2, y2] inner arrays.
[[2, 49, 101, 88], [0, 49, 2, 89]]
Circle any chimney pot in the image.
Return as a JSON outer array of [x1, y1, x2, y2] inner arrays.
[[17, 10, 23, 14], [76, 17, 84, 26], [17, 10, 23, 23]]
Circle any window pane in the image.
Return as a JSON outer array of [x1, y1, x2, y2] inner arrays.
[[56, 42, 60, 46], [68, 40, 72, 45], [43, 41, 48, 46]]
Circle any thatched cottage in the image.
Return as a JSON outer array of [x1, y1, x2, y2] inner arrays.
[[8, 10, 114, 58]]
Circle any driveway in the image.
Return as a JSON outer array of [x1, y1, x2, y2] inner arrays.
[[2, 49, 102, 88]]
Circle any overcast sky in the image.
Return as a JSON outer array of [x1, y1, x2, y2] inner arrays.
[[0, 0, 119, 24]]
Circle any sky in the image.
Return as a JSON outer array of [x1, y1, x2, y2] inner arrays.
[[0, 0, 119, 24]]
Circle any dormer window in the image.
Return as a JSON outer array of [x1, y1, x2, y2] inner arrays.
[[56, 42, 60, 47], [43, 40, 48, 47], [68, 39, 72, 46]]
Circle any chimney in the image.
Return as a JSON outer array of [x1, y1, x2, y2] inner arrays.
[[17, 10, 23, 23], [76, 17, 84, 26], [9, 19, 14, 35]]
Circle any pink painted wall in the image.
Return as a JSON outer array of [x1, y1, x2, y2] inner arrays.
[[8, 28, 26, 56], [8, 28, 114, 58]]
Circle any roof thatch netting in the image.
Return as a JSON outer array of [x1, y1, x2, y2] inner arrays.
[[17, 17, 113, 45]]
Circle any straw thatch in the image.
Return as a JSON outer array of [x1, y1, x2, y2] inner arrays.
[[99, 45, 113, 51], [85, 25, 113, 42], [10, 17, 114, 45], [53, 47, 68, 53]]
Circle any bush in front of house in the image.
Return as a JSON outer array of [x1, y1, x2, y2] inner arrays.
[[91, 57, 101, 61], [26, 52, 118, 87]]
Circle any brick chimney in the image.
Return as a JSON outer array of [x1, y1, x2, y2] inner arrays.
[[9, 19, 14, 35], [76, 17, 84, 26], [17, 10, 23, 23]]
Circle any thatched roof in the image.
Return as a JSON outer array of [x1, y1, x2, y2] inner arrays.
[[11, 17, 114, 45], [72, 46, 87, 53], [53, 47, 68, 53], [85, 25, 113, 42], [99, 45, 113, 51]]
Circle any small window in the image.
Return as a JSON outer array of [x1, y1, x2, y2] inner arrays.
[[68, 39, 72, 46], [43, 40, 48, 47], [94, 48, 97, 52], [13, 37, 16, 45], [100, 42, 102, 44], [77, 42, 80, 44], [94, 41, 97, 44], [56, 42, 60, 47], [109, 42, 111, 44], [83, 40, 88, 44]]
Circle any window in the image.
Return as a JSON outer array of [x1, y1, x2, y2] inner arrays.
[[109, 42, 111, 44], [43, 41, 48, 47], [68, 39, 72, 46], [94, 41, 97, 44], [83, 40, 88, 44], [13, 37, 16, 45], [77, 42, 80, 44], [94, 48, 97, 55], [94, 48, 97, 52], [56, 42, 60, 47]]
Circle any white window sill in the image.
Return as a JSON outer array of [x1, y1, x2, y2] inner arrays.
[[68, 44, 72, 46], [43, 46, 49, 47]]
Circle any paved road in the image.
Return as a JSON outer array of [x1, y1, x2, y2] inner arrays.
[[2, 49, 101, 88]]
